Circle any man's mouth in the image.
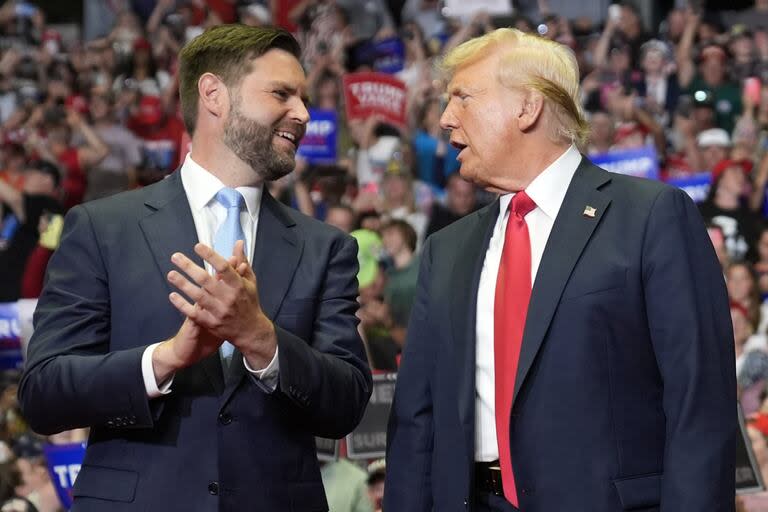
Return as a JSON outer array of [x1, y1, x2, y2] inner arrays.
[[450, 140, 468, 158], [273, 129, 301, 148]]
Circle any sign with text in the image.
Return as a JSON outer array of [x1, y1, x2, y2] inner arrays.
[[589, 147, 660, 181], [351, 37, 406, 74], [44, 442, 87, 510], [346, 373, 396, 460], [737, 405, 765, 494], [343, 73, 407, 129], [297, 109, 338, 164], [0, 302, 21, 370], [665, 173, 712, 203], [315, 437, 340, 462]]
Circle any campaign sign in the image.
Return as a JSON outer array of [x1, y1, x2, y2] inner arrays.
[[346, 373, 396, 460], [343, 73, 407, 129], [315, 437, 340, 462], [297, 109, 337, 164], [349, 38, 405, 74], [737, 405, 765, 494], [44, 442, 87, 509], [589, 147, 660, 180], [370, 37, 406, 74], [0, 302, 22, 370], [665, 173, 712, 204]]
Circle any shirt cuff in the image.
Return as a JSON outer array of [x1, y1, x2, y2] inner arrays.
[[142, 343, 174, 398], [243, 347, 279, 393]]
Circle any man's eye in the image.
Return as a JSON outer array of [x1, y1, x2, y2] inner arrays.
[[273, 90, 289, 100]]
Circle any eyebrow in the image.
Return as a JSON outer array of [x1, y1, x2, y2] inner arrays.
[[447, 84, 484, 97]]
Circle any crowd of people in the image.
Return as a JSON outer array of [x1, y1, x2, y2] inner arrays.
[[1, 0, 768, 510]]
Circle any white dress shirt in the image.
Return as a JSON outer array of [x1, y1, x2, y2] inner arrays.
[[141, 153, 280, 398], [474, 145, 582, 461]]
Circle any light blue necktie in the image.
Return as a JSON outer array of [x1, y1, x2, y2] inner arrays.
[[213, 188, 246, 365]]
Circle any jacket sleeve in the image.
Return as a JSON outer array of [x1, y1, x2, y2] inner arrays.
[[641, 187, 737, 511], [383, 236, 435, 512], [274, 233, 373, 439], [18, 204, 157, 435]]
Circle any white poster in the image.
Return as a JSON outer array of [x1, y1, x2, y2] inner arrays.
[[442, 0, 513, 19]]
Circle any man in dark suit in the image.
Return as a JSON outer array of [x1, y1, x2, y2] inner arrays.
[[385, 28, 736, 511], [19, 25, 371, 511]]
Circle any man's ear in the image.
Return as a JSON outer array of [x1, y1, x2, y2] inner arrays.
[[197, 72, 229, 122], [517, 89, 545, 132]]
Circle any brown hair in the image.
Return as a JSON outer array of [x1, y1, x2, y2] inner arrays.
[[178, 24, 301, 135], [382, 219, 418, 253]]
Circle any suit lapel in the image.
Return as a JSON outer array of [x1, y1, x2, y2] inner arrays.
[[221, 189, 303, 407], [451, 201, 499, 466], [512, 159, 612, 405], [138, 173, 227, 394]]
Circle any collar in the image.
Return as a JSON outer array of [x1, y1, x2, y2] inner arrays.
[[499, 144, 582, 219], [180, 153, 262, 220]]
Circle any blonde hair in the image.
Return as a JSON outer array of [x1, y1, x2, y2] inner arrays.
[[440, 28, 589, 146]]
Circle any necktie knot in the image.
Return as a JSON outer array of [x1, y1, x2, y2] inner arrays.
[[215, 187, 245, 211], [510, 190, 536, 218]]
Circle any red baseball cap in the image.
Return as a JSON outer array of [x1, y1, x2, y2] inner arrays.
[[135, 95, 163, 126], [712, 159, 753, 182]]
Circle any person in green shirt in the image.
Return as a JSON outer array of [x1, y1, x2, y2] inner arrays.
[[682, 44, 742, 133], [321, 459, 374, 512], [381, 219, 420, 349]]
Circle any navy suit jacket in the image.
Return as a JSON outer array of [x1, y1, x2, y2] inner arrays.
[[19, 171, 372, 511], [385, 158, 737, 511]]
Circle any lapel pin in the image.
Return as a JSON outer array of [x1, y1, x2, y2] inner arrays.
[[583, 206, 597, 218]]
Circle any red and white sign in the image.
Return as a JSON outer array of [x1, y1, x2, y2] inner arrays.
[[343, 72, 407, 129]]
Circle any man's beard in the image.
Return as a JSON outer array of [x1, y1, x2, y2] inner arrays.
[[222, 100, 296, 182]]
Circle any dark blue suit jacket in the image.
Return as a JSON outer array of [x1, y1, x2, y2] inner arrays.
[[19, 171, 372, 511], [385, 158, 737, 511]]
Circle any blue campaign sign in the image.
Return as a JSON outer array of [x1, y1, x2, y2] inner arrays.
[[372, 37, 405, 74], [297, 109, 337, 164], [0, 302, 21, 370], [590, 147, 660, 180], [351, 37, 405, 74], [666, 173, 712, 203], [44, 442, 87, 510]]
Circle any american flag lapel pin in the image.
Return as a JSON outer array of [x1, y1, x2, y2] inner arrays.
[[583, 205, 597, 218]]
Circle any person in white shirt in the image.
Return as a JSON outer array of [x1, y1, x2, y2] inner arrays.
[[385, 27, 735, 512], [19, 25, 371, 512]]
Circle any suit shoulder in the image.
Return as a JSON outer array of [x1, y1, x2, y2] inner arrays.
[[274, 200, 352, 245], [602, 170, 685, 206], [427, 201, 497, 247], [78, 180, 166, 218]]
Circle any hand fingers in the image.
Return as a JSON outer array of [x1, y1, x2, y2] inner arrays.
[[171, 251, 217, 292], [169, 292, 219, 328], [194, 243, 241, 286], [167, 270, 222, 313], [233, 240, 248, 266]]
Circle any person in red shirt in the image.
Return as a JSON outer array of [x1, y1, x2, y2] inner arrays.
[[0, 143, 27, 191], [25, 105, 109, 209], [127, 95, 186, 182]]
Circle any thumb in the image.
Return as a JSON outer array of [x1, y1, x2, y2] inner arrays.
[[232, 239, 248, 264]]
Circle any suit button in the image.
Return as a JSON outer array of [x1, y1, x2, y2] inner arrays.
[[521, 487, 534, 495], [463, 498, 469, 507], [218, 412, 232, 425], [208, 482, 219, 495]]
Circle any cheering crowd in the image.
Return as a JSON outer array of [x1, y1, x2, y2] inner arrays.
[[1, 0, 768, 510]]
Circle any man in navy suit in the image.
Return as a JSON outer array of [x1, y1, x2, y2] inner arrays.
[[385, 28, 736, 511], [19, 25, 372, 511]]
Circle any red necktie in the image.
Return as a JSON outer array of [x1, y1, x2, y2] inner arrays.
[[494, 191, 536, 507]]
